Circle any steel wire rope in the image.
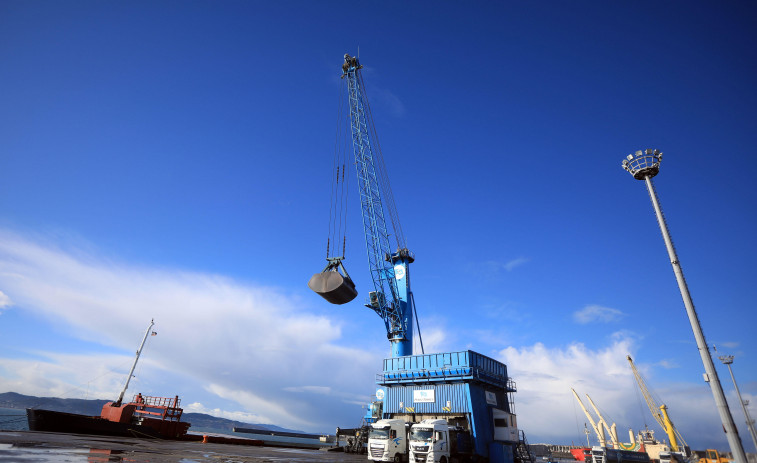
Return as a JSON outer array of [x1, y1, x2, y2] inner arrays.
[[410, 292, 424, 354], [357, 71, 406, 251], [635, 357, 688, 450], [357, 71, 409, 340], [572, 395, 584, 446], [336, 94, 351, 258], [327, 79, 346, 258], [129, 328, 155, 398], [632, 371, 650, 435]]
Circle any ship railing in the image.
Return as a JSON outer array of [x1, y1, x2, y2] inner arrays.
[[130, 395, 184, 421], [131, 395, 181, 409]]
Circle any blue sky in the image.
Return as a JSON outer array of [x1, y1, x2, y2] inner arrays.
[[1, 0, 756, 450]]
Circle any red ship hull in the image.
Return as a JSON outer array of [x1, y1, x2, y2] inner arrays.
[[572, 448, 592, 461], [26, 394, 190, 440]]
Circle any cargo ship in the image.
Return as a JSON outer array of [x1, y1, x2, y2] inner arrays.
[[26, 393, 190, 438], [26, 319, 191, 439]]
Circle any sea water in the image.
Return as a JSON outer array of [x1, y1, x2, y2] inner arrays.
[[0, 408, 27, 431]]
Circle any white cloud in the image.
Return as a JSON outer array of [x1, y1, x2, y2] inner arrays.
[[283, 386, 332, 395], [0, 350, 154, 401], [496, 335, 730, 449], [715, 342, 739, 349], [0, 290, 12, 313], [656, 359, 679, 369], [0, 229, 739, 448], [0, 229, 382, 432], [573, 304, 625, 324], [504, 257, 529, 271], [184, 402, 268, 425]]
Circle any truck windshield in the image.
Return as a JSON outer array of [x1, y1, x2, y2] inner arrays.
[[370, 428, 391, 439], [410, 428, 434, 442]]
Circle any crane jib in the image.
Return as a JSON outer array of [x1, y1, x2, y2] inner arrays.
[[308, 54, 417, 358]]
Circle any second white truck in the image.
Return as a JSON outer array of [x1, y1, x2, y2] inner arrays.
[[368, 418, 409, 462], [408, 419, 474, 463]]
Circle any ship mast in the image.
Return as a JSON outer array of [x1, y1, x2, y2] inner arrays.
[[114, 319, 155, 406]]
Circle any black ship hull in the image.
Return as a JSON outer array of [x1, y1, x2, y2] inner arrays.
[[26, 408, 188, 439]]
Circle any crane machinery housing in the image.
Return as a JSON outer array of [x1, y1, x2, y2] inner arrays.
[[309, 54, 534, 463]]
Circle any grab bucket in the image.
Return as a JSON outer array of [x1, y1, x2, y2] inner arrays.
[[308, 269, 358, 305]]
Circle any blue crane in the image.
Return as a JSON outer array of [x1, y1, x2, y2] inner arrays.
[[309, 54, 418, 358]]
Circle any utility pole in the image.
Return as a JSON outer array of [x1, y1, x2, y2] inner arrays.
[[621, 149, 747, 463], [719, 355, 757, 452]]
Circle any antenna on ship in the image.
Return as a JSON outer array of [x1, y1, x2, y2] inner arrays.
[[621, 150, 747, 463], [114, 319, 155, 406]]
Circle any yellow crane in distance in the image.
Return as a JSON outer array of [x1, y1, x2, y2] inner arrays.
[[626, 355, 688, 453]]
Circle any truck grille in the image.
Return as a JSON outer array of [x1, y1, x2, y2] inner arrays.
[[370, 447, 384, 458]]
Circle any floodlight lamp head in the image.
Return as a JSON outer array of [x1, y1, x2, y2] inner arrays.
[[718, 355, 734, 365], [621, 148, 663, 180]]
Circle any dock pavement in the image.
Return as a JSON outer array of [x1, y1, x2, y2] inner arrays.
[[0, 430, 369, 462]]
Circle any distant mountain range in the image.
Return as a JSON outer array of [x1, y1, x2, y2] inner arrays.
[[0, 391, 300, 434]]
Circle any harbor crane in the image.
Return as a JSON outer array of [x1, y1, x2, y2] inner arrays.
[[572, 388, 609, 448], [308, 53, 420, 359], [626, 355, 688, 455], [586, 393, 620, 449]]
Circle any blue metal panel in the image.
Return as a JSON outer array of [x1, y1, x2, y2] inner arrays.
[[383, 383, 471, 415], [380, 376, 518, 461], [490, 442, 515, 463], [380, 350, 511, 389]]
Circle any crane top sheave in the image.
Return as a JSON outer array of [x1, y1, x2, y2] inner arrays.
[[309, 54, 417, 358]]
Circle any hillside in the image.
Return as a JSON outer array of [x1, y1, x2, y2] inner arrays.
[[0, 392, 299, 434]]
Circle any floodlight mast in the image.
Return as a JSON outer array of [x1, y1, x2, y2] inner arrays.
[[719, 355, 757, 452], [621, 149, 747, 463]]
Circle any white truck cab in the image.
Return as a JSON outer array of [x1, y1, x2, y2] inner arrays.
[[408, 419, 454, 463], [368, 418, 408, 462]]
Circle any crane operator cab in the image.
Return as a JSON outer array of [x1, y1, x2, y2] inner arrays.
[[308, 257, 358, 304]]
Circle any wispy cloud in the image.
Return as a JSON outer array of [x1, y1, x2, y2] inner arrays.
[[504, 257, 529, 271], [573, 304, 625, 324], [0, 290, 12, 312], [714, 341, 739, 350], [477, 257, 530, 276], [656, 359, 679, 369], [358, 66, 405, 118], [0, 228, 381, 432]]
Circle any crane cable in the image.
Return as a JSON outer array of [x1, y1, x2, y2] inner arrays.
[[357, 71, 406, 251], [632, 370, 650, 431], [327, 79, 350, 260]]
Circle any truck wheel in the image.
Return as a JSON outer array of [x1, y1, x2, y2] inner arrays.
[[440, 457, 448, 463], [393, 456, 401, 463]]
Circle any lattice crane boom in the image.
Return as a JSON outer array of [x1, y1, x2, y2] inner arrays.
[[342, 54, 415, 358], [626, 355, 687, 452]]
